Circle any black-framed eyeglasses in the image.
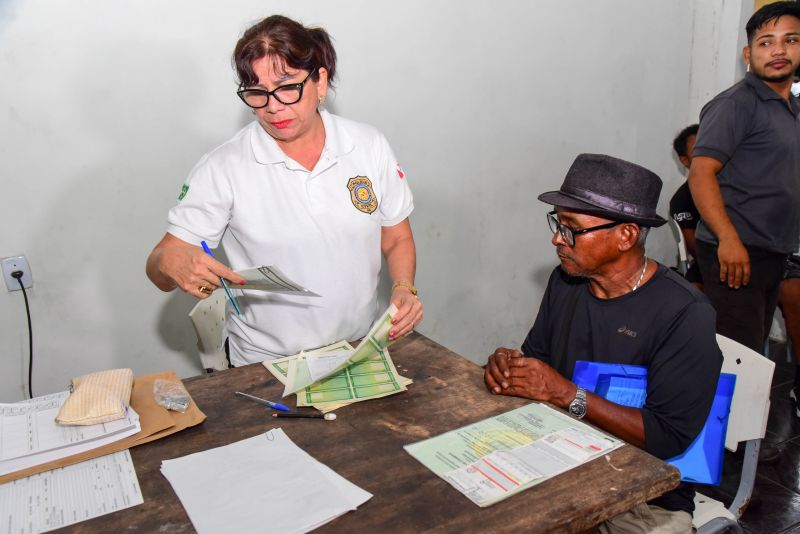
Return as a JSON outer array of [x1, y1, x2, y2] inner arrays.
[[236, 69, 316, 109], [547, 210, 621, 247]]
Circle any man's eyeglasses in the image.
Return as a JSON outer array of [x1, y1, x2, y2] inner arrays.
[[236, 69, 316, 109], [547, 210, 621, 246]]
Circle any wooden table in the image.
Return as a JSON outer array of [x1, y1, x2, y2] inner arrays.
[[58, 333, 679, 533]]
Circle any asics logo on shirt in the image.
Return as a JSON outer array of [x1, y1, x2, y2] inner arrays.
[[673, 212, 694, 222], [617, 325, 638, 338]]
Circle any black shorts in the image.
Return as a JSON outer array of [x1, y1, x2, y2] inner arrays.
[[786, 254, 800, 280]]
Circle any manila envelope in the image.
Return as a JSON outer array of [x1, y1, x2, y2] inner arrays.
[[0, 370, 206, 484]]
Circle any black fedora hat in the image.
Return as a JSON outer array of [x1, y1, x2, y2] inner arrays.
[[538, 154, 667, 227]]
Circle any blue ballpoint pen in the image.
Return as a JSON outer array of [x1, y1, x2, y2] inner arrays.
[[235, 391, 291, 412], [200, 240, 242, 316]]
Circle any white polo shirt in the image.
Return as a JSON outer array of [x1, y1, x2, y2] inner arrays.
[[166, 110, 414, 365]]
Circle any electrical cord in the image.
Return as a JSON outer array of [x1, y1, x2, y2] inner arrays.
[[11, 270, 33, 399]]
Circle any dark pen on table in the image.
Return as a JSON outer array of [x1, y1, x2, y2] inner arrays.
[[273, 412, 337, 421]]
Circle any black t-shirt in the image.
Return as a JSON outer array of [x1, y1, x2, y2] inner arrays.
[[521, 264, 722, 514], [669, 181, 700, 230]]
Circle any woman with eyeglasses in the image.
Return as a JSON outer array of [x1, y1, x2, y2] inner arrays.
[[146, 15, 422, 366]]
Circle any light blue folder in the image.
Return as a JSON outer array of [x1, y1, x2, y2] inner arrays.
[[572, 361, 735, 486]]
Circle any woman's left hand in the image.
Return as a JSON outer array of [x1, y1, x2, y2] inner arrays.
[[388, 286, 423, 341]]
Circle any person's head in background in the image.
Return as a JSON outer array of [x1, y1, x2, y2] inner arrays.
[[672, 124, 698, 171], [744, 1, 800, 84]]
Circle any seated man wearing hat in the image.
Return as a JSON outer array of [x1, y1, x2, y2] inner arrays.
[[485, 154, 722, 532]]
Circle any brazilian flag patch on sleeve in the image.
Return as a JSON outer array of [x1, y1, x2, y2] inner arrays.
[[177, 184, 189, 200]]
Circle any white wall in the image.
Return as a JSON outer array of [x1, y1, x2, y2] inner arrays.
[[0, 0, 747, 400], [688, 0, 753, 119]]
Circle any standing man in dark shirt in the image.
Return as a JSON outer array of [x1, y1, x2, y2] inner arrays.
[[669, 124, 703, 290], [485, 154, 722, 532], [688, 1, 800, 354]]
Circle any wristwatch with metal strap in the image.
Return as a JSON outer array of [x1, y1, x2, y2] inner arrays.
[[568, 386, 588, 419]]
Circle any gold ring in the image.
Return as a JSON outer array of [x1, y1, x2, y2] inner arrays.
[[198, 285, 212, 294]]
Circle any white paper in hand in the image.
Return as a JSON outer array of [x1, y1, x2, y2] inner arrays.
[[237, 265, 320, 296]]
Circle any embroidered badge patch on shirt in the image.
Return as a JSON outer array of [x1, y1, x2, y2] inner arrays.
[[177, 184, 189, 201], [347, 176, 378, 214]]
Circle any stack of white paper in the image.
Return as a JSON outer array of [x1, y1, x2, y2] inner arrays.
[[0, 391, 141, 476], [0, 450, 144, 533], [161, 428, 371, 533]]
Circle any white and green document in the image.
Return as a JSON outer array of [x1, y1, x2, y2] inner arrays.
[[263, 305, 411, 411], [404, 403, 622, 507], [295, 347, 411, 408], [282, 304, 398, 397], [238, 265, 320, 296]]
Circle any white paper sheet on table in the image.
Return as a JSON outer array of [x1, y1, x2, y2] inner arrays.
[[0, 391, 141, 475], [160, 428, 371, 534], [0, 449, 143, 533]]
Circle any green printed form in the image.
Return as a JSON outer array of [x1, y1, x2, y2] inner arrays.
[[404, 403, 622, 507], [283, 304, 398, 396], [265, 340, 353, 386], [269, 361, 289, 382], [262, 309, 411, 412], [340, 305, 396, 369], [300, 348, 404, 404]]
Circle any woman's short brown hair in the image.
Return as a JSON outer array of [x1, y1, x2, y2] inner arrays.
[[233, 15, 337, 88]]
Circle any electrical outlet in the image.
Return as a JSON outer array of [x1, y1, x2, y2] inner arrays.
[[2, 255, 33, 291]]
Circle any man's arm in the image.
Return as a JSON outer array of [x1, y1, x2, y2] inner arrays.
[[485, 349, 645, 447], [687, 155, 750, 288]]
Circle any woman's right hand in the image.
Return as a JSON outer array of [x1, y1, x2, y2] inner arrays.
[[146, 233, 245, 298]]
